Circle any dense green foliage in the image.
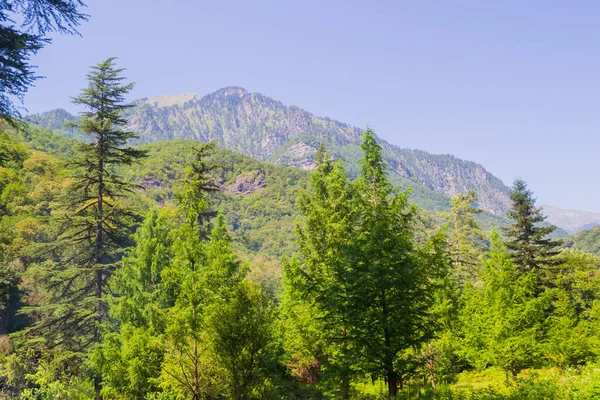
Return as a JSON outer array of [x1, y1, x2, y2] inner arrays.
[[567, 225, 600, 257], [1, 75, 600, 398], [283, 128, 448, 398]]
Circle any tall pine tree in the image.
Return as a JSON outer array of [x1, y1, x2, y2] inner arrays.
[[351, 128, 447, 398], [26, 58, 146, 399], [294, 145, 360, 398], [290, 129, 447, 399], [284, 146, 359, 398], [504, 180, 562, 289]]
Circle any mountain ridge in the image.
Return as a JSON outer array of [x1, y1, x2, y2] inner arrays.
[[542, 205, 600, 234], [28, 86, 513, 215]]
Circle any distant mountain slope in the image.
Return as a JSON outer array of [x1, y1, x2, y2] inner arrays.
[[25, 108, 84, 141], [566, 226, 600, 256], [12, 125, 568, 262], [542, 205, 600, 234], [28, 86, 512, 215]]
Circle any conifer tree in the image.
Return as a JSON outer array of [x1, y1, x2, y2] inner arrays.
[[460, 231, 549, 381], [439, 190, 484, 284], [158, 145, 247, 399], [95, 208, 174, 399], [505, 180, 562, 288], [291, 129, 447, 399], [351, 127, 447, 398], [281, 257, 328, 391], [26, 58, 146, 399], [177, 142, 220, 239], [291, 145, 359, 399]]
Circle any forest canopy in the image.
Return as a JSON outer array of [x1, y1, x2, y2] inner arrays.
[[0, 59, 599, 400]]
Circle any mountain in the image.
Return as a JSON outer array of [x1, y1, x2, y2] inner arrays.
[[541, 205, 600, 234], [24, 108, 84, 141], [28, 86, 513, 215], [565, 226, 600, 257], [7, 126, 506, 263]]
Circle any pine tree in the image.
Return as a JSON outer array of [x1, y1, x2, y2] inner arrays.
[[291, 129, 447, 399], [281, 256, 328, 390], [351, 127, 447, 398], [177, 141, 220, 239], [26, 58, 146, 399], [158, 146, 245, 399], [439, 190, 484, 284], [505, 180, 562, 288], [291, 144, 359, 399], [460, 231, 550, 381], [94, 208, 174, 399]]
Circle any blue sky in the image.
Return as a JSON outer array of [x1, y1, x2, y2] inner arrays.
[[24, 0, 600, 212]]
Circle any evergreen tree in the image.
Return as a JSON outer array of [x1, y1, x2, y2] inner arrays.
[[160, 213, 243, 399], [460, 231, 549, 381], [291, 145, 360, 399], [25, 58, 146, 399], [177, 141, 220, 239], [351, 127, 447, 398], [291, 128, 447, 399], [281, 257, 328, 393], [543, 249, 600, 367], [209, 279, 279, 400], [158, 147, 243, 399], [95, 208, 174, 399], [505, 180, 562, 289], [439, 190, 484, 284]]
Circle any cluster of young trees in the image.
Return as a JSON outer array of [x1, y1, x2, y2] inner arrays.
[[0, 57, 599, 400], [279, 136, 600, 398]]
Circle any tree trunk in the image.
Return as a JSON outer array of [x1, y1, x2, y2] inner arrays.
[[94, 375, 102, 400], [341, 372, 350, 400], [94, 141, 105, 400], [428, 359, 436, 390], [380, 288, 397, 399], [387, 375, 398, 399]]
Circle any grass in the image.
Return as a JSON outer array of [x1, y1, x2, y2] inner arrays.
[[351, 365, 600, 399]]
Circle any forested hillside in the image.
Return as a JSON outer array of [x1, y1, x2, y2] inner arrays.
[[2, 68, 600, 397], [8, 123, 530, 257], [28, 87, 512, 215], [567, 225, 600, 256]]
